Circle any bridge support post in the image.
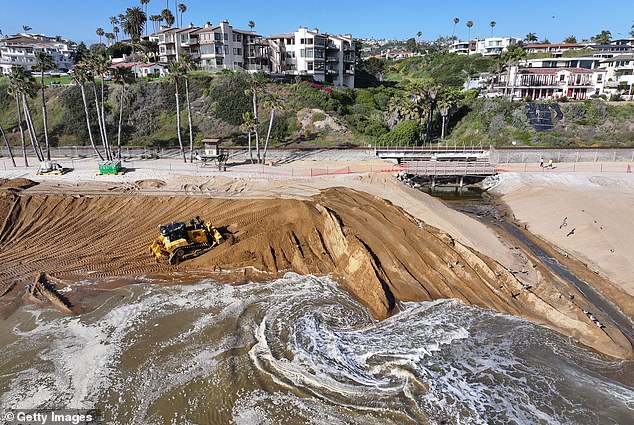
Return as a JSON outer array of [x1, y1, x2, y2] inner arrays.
[[459, 176, 464, 188], [431, 176, 436, 189]]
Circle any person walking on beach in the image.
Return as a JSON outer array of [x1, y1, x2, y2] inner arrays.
[[539, 157, 544, 168]]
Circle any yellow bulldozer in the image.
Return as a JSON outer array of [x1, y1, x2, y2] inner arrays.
[[150, 217, 224, 265]]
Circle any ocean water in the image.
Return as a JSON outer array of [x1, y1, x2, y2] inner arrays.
[[1, 274, 633, 424]]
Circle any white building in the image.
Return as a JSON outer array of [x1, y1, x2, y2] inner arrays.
[[599, 54, 634, 98], [268, 27, 355, 88], [0, 33, 75, 75], [449, 37, 519, 56], [523, 42, 588, 57], [152, 21, 269, 73], [496, 65, 606, 100], [477, 37, 520, 56], [524, 56, 601, 70], [109, 61, 167, 78]]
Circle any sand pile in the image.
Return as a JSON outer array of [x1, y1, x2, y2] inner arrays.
[[0, 183, 631, 358]]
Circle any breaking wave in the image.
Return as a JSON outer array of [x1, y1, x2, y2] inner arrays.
[[1, 274, 632, 424]]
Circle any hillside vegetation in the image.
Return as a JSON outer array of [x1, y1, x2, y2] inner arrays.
[[1, 57, 633, 152]]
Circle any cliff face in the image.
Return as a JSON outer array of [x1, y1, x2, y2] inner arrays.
[[0, 182, 631, 359]]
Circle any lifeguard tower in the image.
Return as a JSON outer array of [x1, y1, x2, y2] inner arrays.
[[197, 139, 229, 170]]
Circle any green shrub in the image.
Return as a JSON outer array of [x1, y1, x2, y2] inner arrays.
[[210, 73, 251, 125], [378, 120, 420, 145]]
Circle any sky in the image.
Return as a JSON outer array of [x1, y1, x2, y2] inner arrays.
[[1, 0, 633, 44]]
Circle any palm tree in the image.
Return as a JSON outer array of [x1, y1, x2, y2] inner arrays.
[[150, 15, 163, 32], [140, 0, 151, 34], [262, 93, 283, 164], [109, 16, 119, 34], [113, 27, 120, 42], [162, 9, 175, 27], [10, 67, 44, 162], [122, 7, 147, 43], [87, 53, 112, 160], [112, 66, 135, 160], [240, 111, 256, 164], [178, 4, 187, 28], [33, 51, 55, 160], [416, 31, 422, 51], [630, 24, 634, 38], [178, 53, 197, 162], [72, 66, 104, 160], [105, 33, 115, 45], [525, 32, 538, 43], [466, 21, 474, 41], [501, 44, 527, 100], [7, 79, 28, 166], [563, 35, 577, 44], [490, 21, 496, 37], [167, 61, 186, 162], [22, 25, 31, 34], [452, 18, 460, 38], [593, 30, 612, 45], [248, 20, 255, 31], [0, 123, 16, 167], [96, 27, 105, 44], [245, 74, 266, 163]]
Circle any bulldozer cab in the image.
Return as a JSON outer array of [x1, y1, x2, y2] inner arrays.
[[160, 222, 187, 242]]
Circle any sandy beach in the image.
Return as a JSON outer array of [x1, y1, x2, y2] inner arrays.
[[1, 158, 633, 360]]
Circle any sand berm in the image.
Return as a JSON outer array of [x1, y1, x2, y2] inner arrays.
[[0, 177, 631, 359]]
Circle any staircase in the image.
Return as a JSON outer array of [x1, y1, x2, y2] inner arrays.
[[526, 103, 563, 132]]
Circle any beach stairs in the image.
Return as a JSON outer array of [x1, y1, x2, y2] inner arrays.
[[526, 103, 563, 132]]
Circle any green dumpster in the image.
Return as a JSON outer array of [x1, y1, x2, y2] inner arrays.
[[98, 160, 124, 175]]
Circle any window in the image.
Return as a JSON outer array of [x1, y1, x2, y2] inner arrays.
[[224, 33, 229, 41], [214, 33, 222, 41], [215, 45, 223, 54], [237, 48, 242, 55], [224, 45, 229, 54], [233, 48, 237, 55], [314, 49, 324, 59], [307, 62, 314, 71], [559, 74, 565, 82], [216, 58, 224, 66], [597, 74, 603, 83], [237, 34, 242, 42], [314, 61, 325, 71]]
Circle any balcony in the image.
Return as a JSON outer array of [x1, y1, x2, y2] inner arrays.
[[326, 44, 339, 51], [326, 56, 339, 63]]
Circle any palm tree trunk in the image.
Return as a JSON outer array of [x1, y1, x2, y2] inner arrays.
[[0, 124, 16, 167], [40, 70, 51, 160], [174, 80, 186, 162], [92, 81, 109, 160], [252, 92, 260, 163], [15, 97, 28, 167], [248, 131, 253, 164], [117, 84, 125, 160], [263, 108, 275, 165], [441, 116, 446, 140], [100, 77, 111, 160], [80, 84, 104, 161], [22, 94, 44, 162], [185, 78, 194, 162]]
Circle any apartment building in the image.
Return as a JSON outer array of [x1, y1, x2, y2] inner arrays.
[[524, 56, 601, 70], [523, 43, 587, 57], [0, 33, 75, 75], [268, 27, 355, 88], [152, 21, 269, 73], [449, 37, 518, 56], [599, 54, 634, 97], [496, 66, 606, 100], [591, 38, 634, 58]]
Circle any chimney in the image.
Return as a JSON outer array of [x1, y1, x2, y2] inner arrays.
[[204, 22, 212, 28], [188, 23, 194, 29], [313, 28, 319, 34]]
